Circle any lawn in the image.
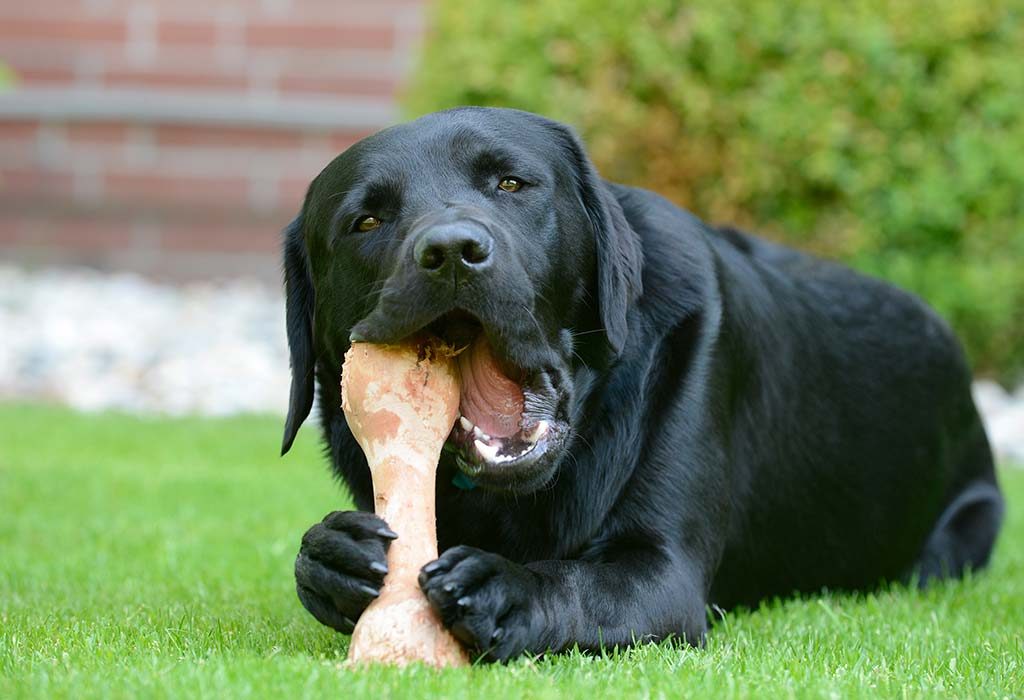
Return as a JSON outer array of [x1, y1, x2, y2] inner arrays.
[[1, 404, 1021, 699]]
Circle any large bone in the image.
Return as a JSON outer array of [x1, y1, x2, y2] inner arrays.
[[341, 337, 469, 667]]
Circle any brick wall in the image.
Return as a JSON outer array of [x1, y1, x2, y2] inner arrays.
[[0, 0, 424, 282]]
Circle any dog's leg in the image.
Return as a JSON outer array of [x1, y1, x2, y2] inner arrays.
[[914, 478, 1004, 585], [294, 510, 397, 633], [417, 544, 708, 661]]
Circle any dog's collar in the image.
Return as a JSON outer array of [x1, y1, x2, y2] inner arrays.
[[451, 471, 477, 490]]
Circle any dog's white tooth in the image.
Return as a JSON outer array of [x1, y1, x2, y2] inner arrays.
[[459, 416, 473, 432], [474, 439, 500, 462], [472, 426, 491, 441], [526, 420, 549, 443]]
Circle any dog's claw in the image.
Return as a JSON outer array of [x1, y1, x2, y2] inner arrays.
[[358, 584, 380, 598]]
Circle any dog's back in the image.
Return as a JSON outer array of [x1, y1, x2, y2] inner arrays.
[[704, 224, 1002, 606]]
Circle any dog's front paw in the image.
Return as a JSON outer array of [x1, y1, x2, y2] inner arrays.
[[294, 510, 396, 634], [418, 545, 540, 661]]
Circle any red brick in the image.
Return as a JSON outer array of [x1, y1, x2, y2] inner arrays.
[[3, 39, 124, 61], [8, 64, 77, 85], [0, 17, 126, 43], [2, 48, 83, 86], [0, 216, 23, 245], [0, 1, 107, 20], [154, 125, 305, 150], [156, 20, 219, 45], [102, 0, 425, 23], [278, 73, 397, 97], [27, 218, 136, 250], [277, 153, 337, 181], [245, 21, 394, 50], [7, 43, 134, 93], [278, 176, 313, 211], [0, 126, 41, 168], [0, 213, 136, 251], [0, 121, 39, 142], [329, 131, 372, 152], [0, 169, 75, 200], [103, 171, 251, 208], [158, 220, 279, 253]]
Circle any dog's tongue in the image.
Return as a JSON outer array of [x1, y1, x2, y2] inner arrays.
[[457, 336, 524, 438]]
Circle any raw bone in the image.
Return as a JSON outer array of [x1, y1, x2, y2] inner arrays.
[[341, 337, 469, 667]]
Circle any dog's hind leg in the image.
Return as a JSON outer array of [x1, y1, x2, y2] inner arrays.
[[914, 477, 1004, 586]]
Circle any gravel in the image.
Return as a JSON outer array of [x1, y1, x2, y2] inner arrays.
[[0, 265, 291, 417], [1, 264, 1020, 464], [973, 380, 1024, 465]]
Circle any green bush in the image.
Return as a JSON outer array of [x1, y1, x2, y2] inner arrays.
[[407, 0, 1024, 381]]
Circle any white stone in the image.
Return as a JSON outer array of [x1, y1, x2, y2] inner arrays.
[[973, 379, 1011, 420], [0, 264, 293, 418], [989, 403, 1024, 466]]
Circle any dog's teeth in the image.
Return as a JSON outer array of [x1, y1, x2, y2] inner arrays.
[[474, 439, 500, 462], [459, 416, 473, 432], [472, 426, 491, 441], [526, 420, 549, 443]]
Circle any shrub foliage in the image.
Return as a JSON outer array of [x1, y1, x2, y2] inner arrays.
[[408, 0, 1024, 379]]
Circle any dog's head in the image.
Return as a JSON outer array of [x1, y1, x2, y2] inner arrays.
[[280, 107, 642, 494]]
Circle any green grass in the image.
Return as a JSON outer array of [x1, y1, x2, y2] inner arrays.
[[1, 403, 1021, 699]]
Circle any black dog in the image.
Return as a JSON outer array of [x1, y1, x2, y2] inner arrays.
[[282, 107, 1003, 661]]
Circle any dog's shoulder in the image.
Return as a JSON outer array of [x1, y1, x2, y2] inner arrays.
[[605, 182, 718, 291]]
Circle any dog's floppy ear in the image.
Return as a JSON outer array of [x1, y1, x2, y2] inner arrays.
[[550, 122, 643, 362], [281, 214, 315, 455]]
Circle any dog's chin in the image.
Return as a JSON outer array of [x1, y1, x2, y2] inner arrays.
[[351, 308, 571, 494], [442, 438, 564, 494], [443, 373, 569, 495]]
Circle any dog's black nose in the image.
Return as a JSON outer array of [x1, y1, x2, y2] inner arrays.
[[414, 223, 493, 273]]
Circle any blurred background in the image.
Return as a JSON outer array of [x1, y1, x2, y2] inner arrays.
[[0, 0, 1021, 459]]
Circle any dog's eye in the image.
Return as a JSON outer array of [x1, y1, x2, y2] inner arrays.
[[498, 177, 523, 193], [355, 215, 382, 232]]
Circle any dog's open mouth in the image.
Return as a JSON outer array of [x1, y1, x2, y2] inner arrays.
[[426, 311, 565, 487]]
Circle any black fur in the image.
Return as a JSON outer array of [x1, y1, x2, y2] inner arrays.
[[281, 215, 315, 455], [282, 107, 1003, 661]]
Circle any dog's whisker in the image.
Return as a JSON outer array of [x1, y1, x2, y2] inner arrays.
[[568, 328, 608, 338], [521, 304, 547, 343]]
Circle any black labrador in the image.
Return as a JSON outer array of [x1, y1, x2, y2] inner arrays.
[[281, 107, 1003, 661]]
